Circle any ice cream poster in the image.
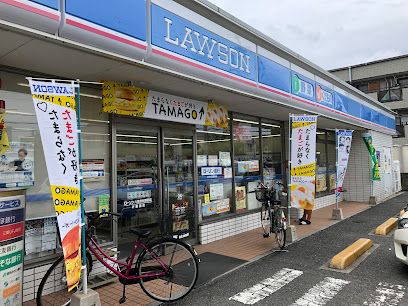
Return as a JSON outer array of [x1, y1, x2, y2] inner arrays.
[[29, 80, 81, 291], [290, 115, 317, 210], [102, 81, 228, 128]]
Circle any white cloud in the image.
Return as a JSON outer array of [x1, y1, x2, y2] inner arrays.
[[208, 0, 408, 70]]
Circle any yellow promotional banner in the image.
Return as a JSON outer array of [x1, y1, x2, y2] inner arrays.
[[29, 80, 81, 291], [102, 81, 228, 128], [290, 115, 317, 210], [0, 113, 9, 155]]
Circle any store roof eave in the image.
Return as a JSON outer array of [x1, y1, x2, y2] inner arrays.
[[188, 0, 396, 117]]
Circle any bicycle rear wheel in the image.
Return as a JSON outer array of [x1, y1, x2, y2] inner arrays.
[[137, 237, 199, 302], [274, 207, 287, 250], [261, 203, 271, 237]]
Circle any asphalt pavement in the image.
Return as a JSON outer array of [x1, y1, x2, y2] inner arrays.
[[173, 192, 408, 306]]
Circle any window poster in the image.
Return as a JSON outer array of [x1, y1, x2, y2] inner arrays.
[[248, 160, 259, 172], [98, 194, 110, 217], [197, 155, 207, 167], [219, 151, 231, 167], [235, 186, 246, 210], [208, 155, 218, 166], [210, 183, 224, 200], [0, 142, 34, 188], [172, 200, 189, 239], [202, 201, 217, 217], [82, 159, 105, 179], [290, 115, 317, 210], [224, 167, 232, 179], [29, 79, 81, 291], [316, 173, 327, 192], [237, 161, 249, 174], [216, 198, 230, 214]]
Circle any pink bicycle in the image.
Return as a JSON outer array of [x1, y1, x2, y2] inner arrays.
[[36, 212, 199, 305]]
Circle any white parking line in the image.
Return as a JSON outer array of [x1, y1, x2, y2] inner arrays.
[[363, 282, 406, 306], [229, 268, 303, 305], [292, 277, 350, 306]]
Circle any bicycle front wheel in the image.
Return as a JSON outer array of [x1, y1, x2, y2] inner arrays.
[[261, 203, 271, 237], [36, 254, 90, 306], [137, 237, 199, 302], [274, 207, 287, 250]]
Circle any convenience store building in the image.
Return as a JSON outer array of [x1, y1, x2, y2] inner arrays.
[[0, 0, 398, 302]]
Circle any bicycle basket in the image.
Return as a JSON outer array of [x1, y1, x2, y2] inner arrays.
[[255, 188, 270, 202]]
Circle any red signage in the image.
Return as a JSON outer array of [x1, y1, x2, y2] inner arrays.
[[0, 222, 24, 242]]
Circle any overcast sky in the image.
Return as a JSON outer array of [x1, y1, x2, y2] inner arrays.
[[208, 0, 408, 70]]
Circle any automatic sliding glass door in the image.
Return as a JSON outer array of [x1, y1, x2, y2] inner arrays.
[[116, 126, 161, 255]]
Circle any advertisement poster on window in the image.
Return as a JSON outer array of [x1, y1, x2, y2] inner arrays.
[[197, 155, 207, 167], [362, 133, 380, 181], [216, 198, 230, 214], [172, 200, 189, 239], [316, 173, 327, 192], [336, 130, 353, 196], [102, 82, 228, 128], [210, 183, 224, 200], [29, 80, 81, 291], [82, 159, 105, 179], [290, 115, 317, 210], [202, 201, 217, 217], [235, 186, 247, 210], [0, 142, 34, 188], [219, 152, 231, 167]]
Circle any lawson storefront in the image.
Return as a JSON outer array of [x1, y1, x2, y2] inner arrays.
[[0, 0, 397, 302]]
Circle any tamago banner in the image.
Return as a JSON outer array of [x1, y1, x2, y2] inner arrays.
[[336, 130, 353, 196], [290, 115, 317, 210], [29, 80, 81, 291]]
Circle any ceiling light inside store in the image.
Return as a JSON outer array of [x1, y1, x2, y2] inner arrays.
[[117, 140, 157, 145], [261, 123, 281, 128], [196, 130, 230, 136], [116, 134, 157, 139], [233, 118, 259, 125]]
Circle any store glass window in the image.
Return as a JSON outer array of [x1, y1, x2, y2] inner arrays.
[[261, 120, 282, 188], [315, 130, 336, 197], [233, 115, 261, 212], [197, 124, 232, 219]]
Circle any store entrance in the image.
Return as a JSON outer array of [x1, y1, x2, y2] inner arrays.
[[115, 120, 196, 255], [116, 125, 161, 255]]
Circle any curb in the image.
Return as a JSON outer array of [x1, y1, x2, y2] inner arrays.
[[329, 238, 373, 270]]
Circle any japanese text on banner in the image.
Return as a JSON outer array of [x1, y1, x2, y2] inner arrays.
[[29, 80, 81, 291], [336, 130, 353, 196], [290, 115, 317, 210]]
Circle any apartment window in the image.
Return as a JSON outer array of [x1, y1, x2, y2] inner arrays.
[[398, 77, 408, 88], [378, 88, 402, 103], [355, 83, 368, 93]]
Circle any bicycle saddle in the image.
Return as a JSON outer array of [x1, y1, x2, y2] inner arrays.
[[129, 228, 152, 238]]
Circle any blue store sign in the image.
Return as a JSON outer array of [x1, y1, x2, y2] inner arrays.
[[151, 4, 257, 82]]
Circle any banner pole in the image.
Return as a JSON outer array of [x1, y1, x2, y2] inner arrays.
[[76, 80, 88, 294], [335, 130, 339, 210], [287, 114, 292, 226]]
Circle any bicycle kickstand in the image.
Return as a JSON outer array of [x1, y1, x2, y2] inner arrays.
[[119, 284, 127, 304]]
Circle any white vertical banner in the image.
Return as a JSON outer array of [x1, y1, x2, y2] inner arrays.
[[28, 80, 81, 291], [290, 115, 317, 210], [336, 130, 353, 197]]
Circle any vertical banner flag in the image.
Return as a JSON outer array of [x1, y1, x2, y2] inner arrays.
[[29, 80, 81, 291], [336, 130, 353, 196], [362, 133, 381, 181], [290, 115, 317, 210]]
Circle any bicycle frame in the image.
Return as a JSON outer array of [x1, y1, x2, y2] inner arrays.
[[87, 236, 168, 282]]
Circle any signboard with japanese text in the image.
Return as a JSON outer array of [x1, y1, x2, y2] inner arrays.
[[336, 130, 353, 196], [29, 80, 81, 291], [82, 159, 105, 179], [102, 81, 228, 128], [0, 195, 25, 306], [290, 115, 317, 210], [0, 142, 34, 188]]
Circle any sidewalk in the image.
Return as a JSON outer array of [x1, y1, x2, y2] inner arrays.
[[94, 201, 369, 305]]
